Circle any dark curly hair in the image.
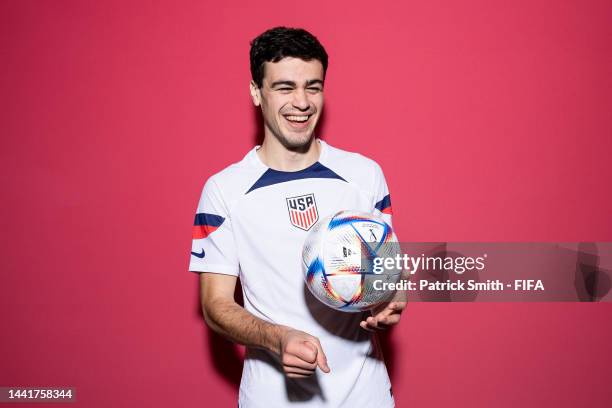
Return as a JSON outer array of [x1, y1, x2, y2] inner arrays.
[[250, 27, 328, 88]]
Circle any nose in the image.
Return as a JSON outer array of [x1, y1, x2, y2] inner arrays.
[[292, 89, 310, 111]]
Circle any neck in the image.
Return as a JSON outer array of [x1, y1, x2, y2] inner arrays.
[[257, 136, 321, 171]]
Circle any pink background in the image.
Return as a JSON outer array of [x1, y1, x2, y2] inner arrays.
[[2, 0, 611, 407]]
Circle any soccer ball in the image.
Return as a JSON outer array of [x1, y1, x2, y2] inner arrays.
[[302, 210, 402, 312]]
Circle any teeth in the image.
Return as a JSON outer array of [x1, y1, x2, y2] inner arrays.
[[286, 115, 309, 122]]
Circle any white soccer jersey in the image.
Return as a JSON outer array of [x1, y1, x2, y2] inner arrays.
[[189, 140, 394, 408]]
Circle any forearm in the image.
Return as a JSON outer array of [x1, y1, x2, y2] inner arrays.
[[203, 297, 287, 355]]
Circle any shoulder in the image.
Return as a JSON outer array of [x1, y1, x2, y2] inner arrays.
[[199, 149, 266, 205], [322, 142, 386, 189]]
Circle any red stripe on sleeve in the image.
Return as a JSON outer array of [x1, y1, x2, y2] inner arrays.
[[192, 225, 219, 239]]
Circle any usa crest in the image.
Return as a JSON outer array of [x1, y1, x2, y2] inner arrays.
[[286, 194, 319, 231]]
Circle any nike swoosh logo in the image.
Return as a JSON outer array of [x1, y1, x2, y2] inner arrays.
[[191, 249, 205, 258]]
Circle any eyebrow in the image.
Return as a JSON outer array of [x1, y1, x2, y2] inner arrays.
[[270, 79, 324, 88], [270, 81, 296, 88], [306, 79, 324, 87]]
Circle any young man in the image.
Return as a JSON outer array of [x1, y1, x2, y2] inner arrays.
[[189, 27, 405, 407]]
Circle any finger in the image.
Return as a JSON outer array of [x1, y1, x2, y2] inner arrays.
[[291, 341, 317, 364], [366, 312, 402, 331], [367, 315, 390, 331], [287, 372, 312, 378], [359, 318, 375, 332], [378, 314, 401, 326], [284, 365, 316, 376], [360, 320, 375, 332], [308, 339, 330, 373], [388, 302, 407, 313], [373, 317, 394, 330], [366, 316, 380, 330], [282, 354, 317, 371], [372, 315, 391, 330]]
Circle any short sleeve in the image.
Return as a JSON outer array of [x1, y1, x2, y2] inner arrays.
[[372, 163, 393, 226], [188, 177, 239, 276]]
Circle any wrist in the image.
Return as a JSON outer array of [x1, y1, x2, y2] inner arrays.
[[269, 324, 291, 355]]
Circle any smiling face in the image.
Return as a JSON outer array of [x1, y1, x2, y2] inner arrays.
[[250, 57, 324, 150]]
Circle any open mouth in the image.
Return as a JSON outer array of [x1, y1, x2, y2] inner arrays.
[[283, 114, 312, 127]]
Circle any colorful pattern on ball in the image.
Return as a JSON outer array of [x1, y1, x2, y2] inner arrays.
[[302, 210, 402, 312]]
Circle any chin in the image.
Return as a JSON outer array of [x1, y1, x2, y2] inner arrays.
[[279, 132, 315, 151]]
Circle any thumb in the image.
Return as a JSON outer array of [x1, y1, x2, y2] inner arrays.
[[307, 340, 330, 373]]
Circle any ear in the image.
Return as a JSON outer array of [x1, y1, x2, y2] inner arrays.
[[249, 80, 261, 107]]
